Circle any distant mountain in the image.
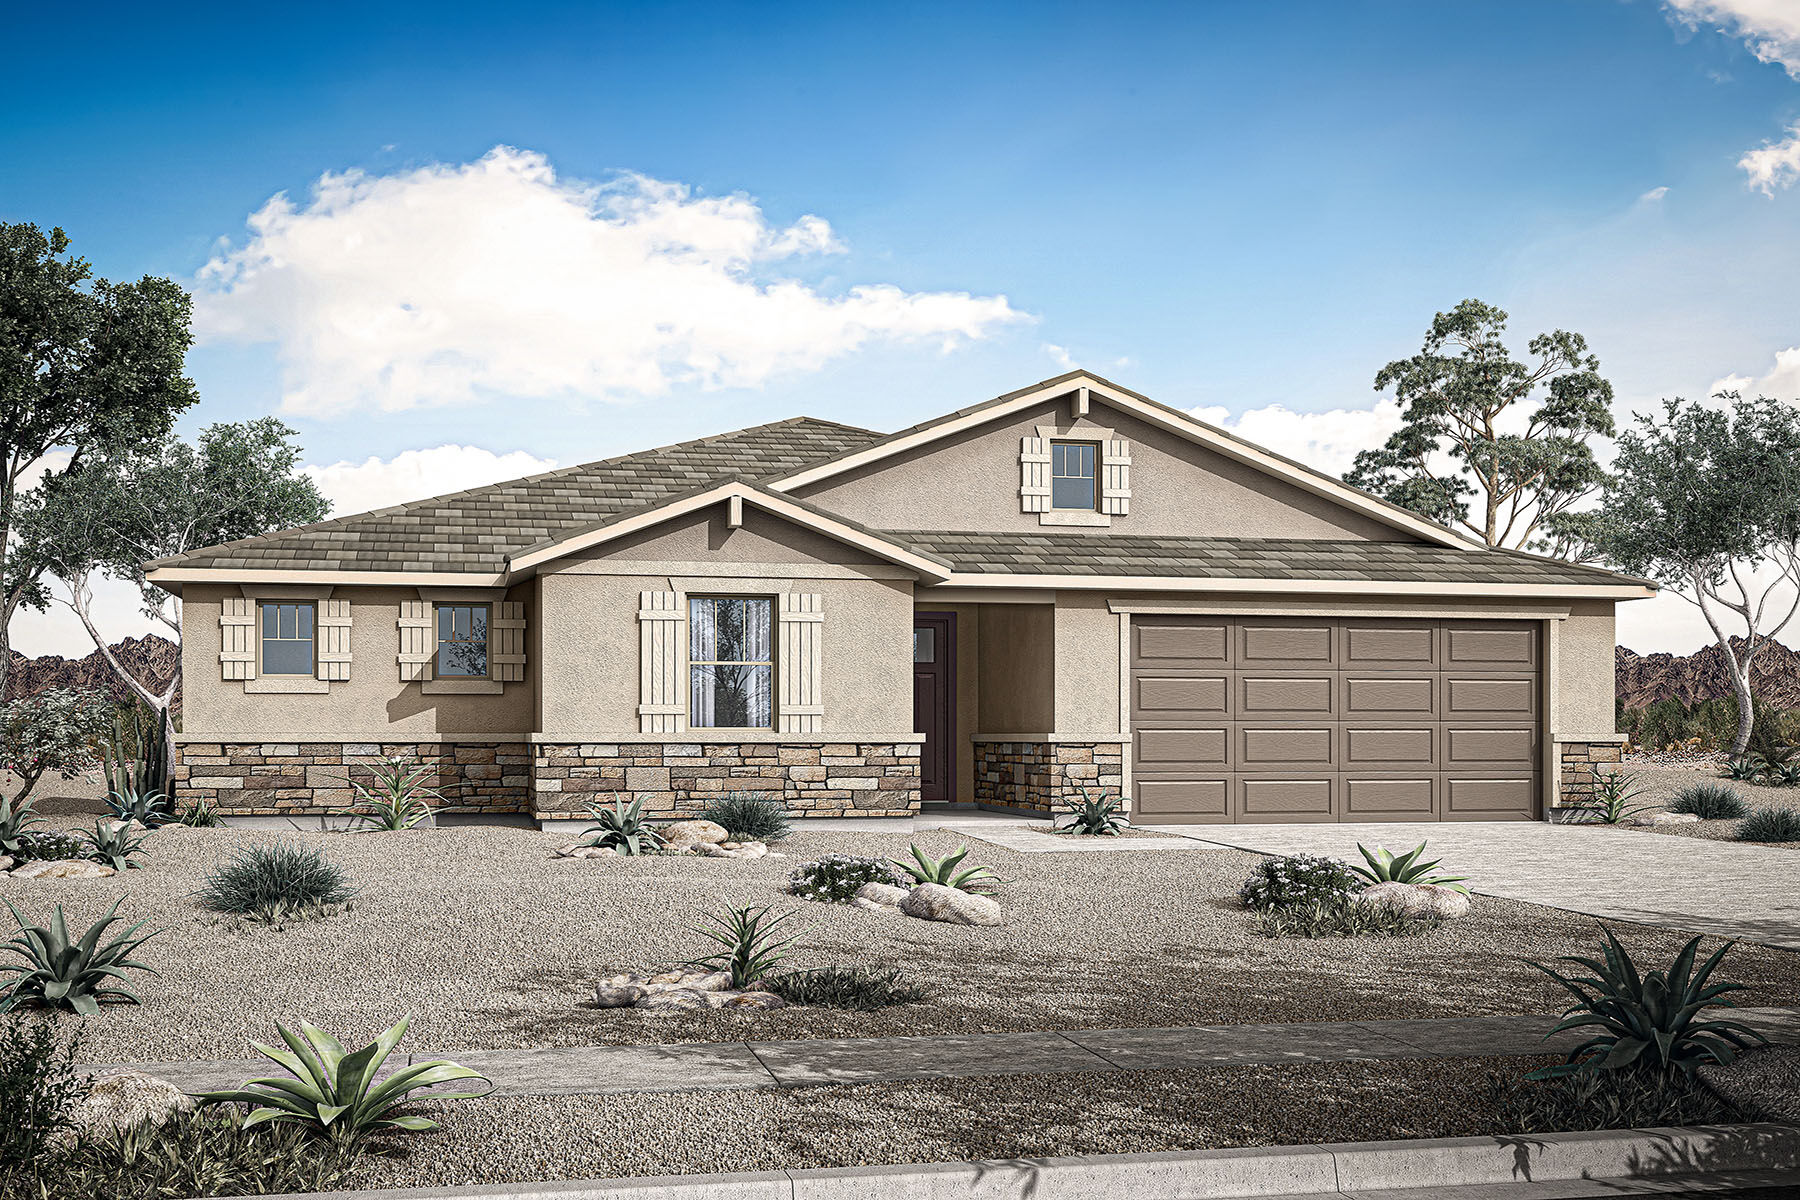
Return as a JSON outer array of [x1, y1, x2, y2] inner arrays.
[[1615, 638, 1800, 710], [4, 636, 180, 710]]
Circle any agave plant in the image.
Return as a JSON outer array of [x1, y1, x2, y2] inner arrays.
[[103, 786, 174, 828], [686, 904, 808, 989], [1571, 770, 1652, 825], [1527, 928, 1767, 1079], [179, 799, 222, 828], [197, 1015, 491, 1147], [890, 843, 999, 894], [0, 899, 161, 1015], [0, 794, 44, 857], [1722, 757, 1765, 783], [1349, 841, 1469, 895], [1058, 789, 1127, 836], [1771, 759, 1800, 788], [80, 821, 150, 872], [341, 757, 438, 832], [577, 797, 665, 856]]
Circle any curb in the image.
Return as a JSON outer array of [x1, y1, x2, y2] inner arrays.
[[244, 1123, 1800, 1200]]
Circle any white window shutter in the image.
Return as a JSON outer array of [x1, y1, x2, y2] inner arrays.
[[397, 600, 433, 681], [315, 599, 353, 682], [1020, 436, 1051, 513], [220, 596, 256, 681], [777, 593, 824, 733], [1100, 439, 1132, 515], [492, 601, 527, 682], [638, 591, 687, 733]]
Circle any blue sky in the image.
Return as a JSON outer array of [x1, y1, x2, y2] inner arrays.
[[6, 0, 1800, 654]]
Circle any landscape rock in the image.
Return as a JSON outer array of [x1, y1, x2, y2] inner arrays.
[[593, 982, 647, 1008], [53, 1070, 192, 1146], [0, 855, 11, 872], [900, 882, 1003, 927], [553, 843, 618, 859], [11, 859, 116, 880], [854, 882, 910, 908], [694, 840, 767, 859], [100, 819, 149, 835], [593, 968, 790, 1012], [1631, 812, 1702, 827], [637, 989, 710, 1011], [647, 969, 732, 993], [658, 819, 729, 849], [721, 991, 786, 1010], [1358, 881, 1470, 920]]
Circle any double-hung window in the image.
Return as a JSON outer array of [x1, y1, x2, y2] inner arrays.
[[688, 596, 773, 728], [1050, 441, 1098, 510], [435, 604, 490, 678], [260, 602, 316, 676]]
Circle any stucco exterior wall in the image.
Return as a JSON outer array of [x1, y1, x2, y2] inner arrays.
[[793, 394, 1412, 541], [1553, 599, 1618, 737], [180, 582, 536, 738], [975, 603, 1054, 731]]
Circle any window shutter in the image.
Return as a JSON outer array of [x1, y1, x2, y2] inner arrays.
[[220, 596, 256, 681], [315, 599, 353, 681], [638, 590, 687, 733], [397, 600, 433, 681], [1020, 436, 1051, 513], [777, 593, 823, 734], [492, 601, 527, 682], [1100, 438, 1132, 515]]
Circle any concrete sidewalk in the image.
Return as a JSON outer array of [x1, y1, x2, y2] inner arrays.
[[85, 1007, 1800, 1098]]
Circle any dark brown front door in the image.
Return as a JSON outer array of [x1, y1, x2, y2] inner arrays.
[[913, 612, 956, 803]]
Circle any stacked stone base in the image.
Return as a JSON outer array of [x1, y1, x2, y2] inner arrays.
[[174, 741, 532, 816], [532, 741, 921, 821], [1554, 739, 1626, 810], [972, 741, 1126, 814]]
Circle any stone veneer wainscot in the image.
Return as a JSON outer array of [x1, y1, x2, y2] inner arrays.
[[972, 740, 1127, 814], [175, 741, 532, 815], [1554, 738, 1626, 810]]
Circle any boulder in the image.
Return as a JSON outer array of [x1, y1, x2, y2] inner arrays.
[[0, 855, 12, 872], [637, 989, 710, 1011], [855, 882, 910, 908], [722, 991, 786, 1010], [553, 843, 617, 859], [54, 1071, 192, 1147], [647, 969, 732, 993], [900, 882, 1003, 927], [594, 982, 647, 1008], [100, 819, 148, 836], [11, 860, 116, 880], [659, 819, 729, 849], [694, 840, 766, 859], [1359, 881, 1470, 919]]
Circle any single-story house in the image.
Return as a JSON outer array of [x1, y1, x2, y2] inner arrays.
[[148, 371, 1654, 825]]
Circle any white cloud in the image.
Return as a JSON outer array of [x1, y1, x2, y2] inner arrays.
[[1187, 398, 1405, 477], [1738, 121, 1800, 193], [1042, 343, 1076, 370], [1709, 344, 1800, 398], [195, 147, 1028, 417], [1665, 0, 1800, 79], [303, 444, 559, 518], [1639, 186, 1670, 203]]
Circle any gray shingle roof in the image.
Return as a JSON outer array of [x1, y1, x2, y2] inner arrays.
[[152, 418, 883, 574], [886, 531, 1642, 587]]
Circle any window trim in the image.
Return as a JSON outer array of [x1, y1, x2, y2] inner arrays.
[[687, 593, 778, 731], [431, 601, 494, 683], [1049, 439, 1101, 512], [257, 600, 318, 678]]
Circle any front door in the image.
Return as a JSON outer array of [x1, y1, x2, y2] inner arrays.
[[913, 612, 956, 803]]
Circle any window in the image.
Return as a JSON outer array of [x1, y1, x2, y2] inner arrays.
[[913, 627, 936, 663], [1051, 441, 1098, 510], [260, 602, 315, 676], [689, 596, 773, 728], [435, 604, 490, 678]]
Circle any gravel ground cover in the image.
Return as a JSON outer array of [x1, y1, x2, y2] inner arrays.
[[1602, 762, 1800, 847], [342, 1055, 1558, 1189], [9, 790, 1800, 1068]]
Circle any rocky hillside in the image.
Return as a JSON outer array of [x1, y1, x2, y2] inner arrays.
[[3, 636, 180, 708], [1615, 638, 1800, 709]]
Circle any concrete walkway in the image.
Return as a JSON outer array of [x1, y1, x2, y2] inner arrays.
[[87, 1007, 1800, 1098], [1141, 820, 1800, 950]]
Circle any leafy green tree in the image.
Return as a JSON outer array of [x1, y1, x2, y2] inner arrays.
[[0, 223, 197, 698], [1595, 393, 1800, 756], [0, 687, 109, 805], [19, 420, 330, 766], [1345, 299, 1615, 557]]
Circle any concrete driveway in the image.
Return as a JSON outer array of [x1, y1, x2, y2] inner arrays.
[[1140, 820, 1800, 950]]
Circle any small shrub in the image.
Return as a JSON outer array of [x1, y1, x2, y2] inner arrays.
[[1668, 783, 1749, 820], [79, 822, 149, 872], [1256, 897, 1439, 939], [1349, 841, 1469, 893], [768, 965, 927, 1010], [686, 904, 806, 989], [1771, 759, 1800, 788], [29, 1107, 354, 1200], [0, 1014, 83, 1171], [1239, 854, 1359, 910], [1570, 770, 1652, 825], [102, 787, 173, 828], [789, 854, 908, 904], [0, 899, 161, 1015], [13, 829, 86, 864], [1737, 807, 1800, 843], [341, 757, 437, 832], [197, 1015, 489, 1149], [1058, 789, 1127, 836], [890, 843, 998, 894], [0, 795, 44, 857], [577, 798, 664, 856], [1723, 756, 1765, 783], [178, 800, 221, 828], [1483, 1067, 1738, 1133], [701, 792, 792, 842], [195, 840, 356, 920]]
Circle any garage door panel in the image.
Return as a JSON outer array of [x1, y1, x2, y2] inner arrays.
[[1239, 675, 1336, 718], [1342, 675, 1437, 718], [1445, 623, 1539, 670], [1443, 726, 1536, 768], [1136, 779, 1229, 821], [1240, 623, 1334, 666], [1343, 775, 1437, 820], [1342, 726, 1436, 768], [1443, 776, 1537, 820], [1136, 727, 1228, 771], [1445, 676, 1537, 720], [1134, 621, 1230, 667], [1238, 776, 1335, 821], [1342, 622, 1437, 670], [1134, 674, 1229, 720], [1241, 726, 1333, 768]]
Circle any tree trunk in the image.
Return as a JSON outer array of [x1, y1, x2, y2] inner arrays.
[[1727, 652, 1756, 758]]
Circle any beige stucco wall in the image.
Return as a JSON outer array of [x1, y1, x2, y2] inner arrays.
[[180, 583, 537, 737], [1553, 599, 1618, 737], [793, 394, 1413, 541], [573, 507, 887, 566], [975, 603, 1054, 731]]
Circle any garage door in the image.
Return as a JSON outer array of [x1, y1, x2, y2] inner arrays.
[[1130, 616, 1540, 823]]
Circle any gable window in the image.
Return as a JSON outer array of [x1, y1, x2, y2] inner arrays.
[[689, 596, 773, 728], [1051, 441, 1098, 510], [435, 603, 490, 678], [260, 602, 315, 676]]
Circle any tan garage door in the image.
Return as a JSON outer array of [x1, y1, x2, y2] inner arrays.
[[1131, 616, 1540, 823]]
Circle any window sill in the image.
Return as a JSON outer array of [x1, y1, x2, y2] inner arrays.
[[245, 677, 330, 694], [1039, 510, 1112, 527], [421, 678, 505, 695]]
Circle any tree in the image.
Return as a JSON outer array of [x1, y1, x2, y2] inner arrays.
[[1345, 299, 1616, 557], [0, 687, 109, 806], [18, 419, 331, 768], [1594, 393, 1800, 756], [0, 223, 198, 699]]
